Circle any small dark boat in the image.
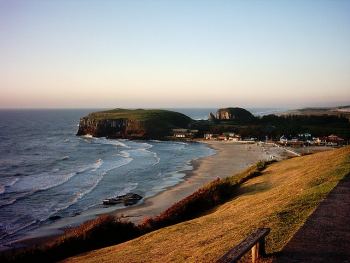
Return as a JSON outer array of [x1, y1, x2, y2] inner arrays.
[[103, 193, 143, 206]]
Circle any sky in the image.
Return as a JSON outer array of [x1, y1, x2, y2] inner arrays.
[[1, 0, 350, 109]]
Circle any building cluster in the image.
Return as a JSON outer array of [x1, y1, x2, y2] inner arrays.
[[172, 129, 199, 139], [172, 129, 346, 147], [278, 134, 345, 146], [203, 133, 256, 142]]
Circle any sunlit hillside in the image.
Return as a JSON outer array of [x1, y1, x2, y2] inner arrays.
[[65, 147, 350, 263]]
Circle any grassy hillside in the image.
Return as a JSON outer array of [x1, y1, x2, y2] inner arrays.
[[77, 108, 194, 139], [88, 108, 192, 123], [66, 147, 350, 263]]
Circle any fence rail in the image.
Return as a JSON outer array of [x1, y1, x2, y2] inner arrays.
[[216, 228, 270, 263]]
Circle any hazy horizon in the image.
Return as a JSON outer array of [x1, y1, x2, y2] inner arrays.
[[1, 0, 350, 109], [0, 105, 348, 111]]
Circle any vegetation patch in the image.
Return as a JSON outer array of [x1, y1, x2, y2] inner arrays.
[[141, 160, 275, 230], [0, 216, 141, 263], [88, 108, 192, 124]]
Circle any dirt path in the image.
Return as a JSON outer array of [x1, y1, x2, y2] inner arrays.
[[275, 175, 350, 263]]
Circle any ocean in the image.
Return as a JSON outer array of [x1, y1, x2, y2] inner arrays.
[[0, 108, 285, 248]]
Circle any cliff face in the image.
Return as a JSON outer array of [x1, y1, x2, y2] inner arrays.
[[76, 109, 193, 139], [215, 107, 254, 121], [76, 118, 147, 138]]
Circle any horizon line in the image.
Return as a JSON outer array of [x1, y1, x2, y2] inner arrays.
[[0, 104, 349, 110]]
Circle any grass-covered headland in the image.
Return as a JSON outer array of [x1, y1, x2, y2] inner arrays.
[[2, 147, 350, 262], [77, 107, 350, 140], [76, 109, 193, 138]]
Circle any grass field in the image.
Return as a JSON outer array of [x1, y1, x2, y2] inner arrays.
[[65, 146, 350, 263], [88, 108, 192, 122]]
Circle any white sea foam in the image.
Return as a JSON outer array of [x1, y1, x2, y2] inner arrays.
[[110, 140, 130, 148], [95, 138, 130, 148], [11, 171, 76, 194], [0, 178, 20, 195], [122, 143, 159, 166], [174, 141, 188, 145], [60, 156, 70, 161], [1, 143, 134, 211], [92, 159, 103, 171], [50, 172, 106, 216], [7, 160, 104, 201], [140, 142, 153, 149], [119, 150, 131, 158], [7, 178, 19, 187], [0, 156, 135, 241], [152, 152, 160, 166], [48, 157, 134, 215], [68, 158, 138, 213]]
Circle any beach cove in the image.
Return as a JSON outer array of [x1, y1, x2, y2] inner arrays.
[[115, 140, 293, 223], [10, 140, 293, 249]]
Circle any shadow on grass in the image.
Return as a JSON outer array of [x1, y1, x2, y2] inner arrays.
[[237, 181, 272, 196]]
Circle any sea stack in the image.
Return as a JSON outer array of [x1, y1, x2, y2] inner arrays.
[[209, 107, 255, 121]]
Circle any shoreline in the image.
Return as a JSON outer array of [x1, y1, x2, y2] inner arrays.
[[113, 140, 292, 223], [3, 141, 217, 250], [6, 140, 292, 250]]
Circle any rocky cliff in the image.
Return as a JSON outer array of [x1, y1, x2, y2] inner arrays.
[[214, 107, 254, 121], [76, 109, 193, 139]]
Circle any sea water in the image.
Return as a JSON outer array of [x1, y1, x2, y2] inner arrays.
[[0, 108, 285, 247]]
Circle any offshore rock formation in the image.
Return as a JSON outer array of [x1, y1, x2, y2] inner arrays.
[[76, 109, 193, 139], [208, 112, 217, 121], [212, 107, 255, 121]]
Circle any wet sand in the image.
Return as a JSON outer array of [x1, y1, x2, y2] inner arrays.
[[114, 141, 291, 223]]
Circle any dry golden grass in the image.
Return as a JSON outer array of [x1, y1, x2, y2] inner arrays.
[[65, 146, 350, 263]]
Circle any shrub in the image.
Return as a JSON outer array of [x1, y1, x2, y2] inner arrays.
[[0, 215, 141, 263], [141, 161, 273, 230]]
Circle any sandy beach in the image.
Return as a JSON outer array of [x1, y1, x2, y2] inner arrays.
[[114, 140, 292, 223], [11, 140, 292, 249]]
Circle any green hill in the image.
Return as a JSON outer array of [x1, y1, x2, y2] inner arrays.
[[88, 108, 192, 123], [77, 109, 193, 139]]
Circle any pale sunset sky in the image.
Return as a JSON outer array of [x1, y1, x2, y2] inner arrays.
[[1, 0, 350, 109]]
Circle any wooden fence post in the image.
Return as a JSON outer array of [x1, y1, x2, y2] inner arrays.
[[251, 242, 259, 263]]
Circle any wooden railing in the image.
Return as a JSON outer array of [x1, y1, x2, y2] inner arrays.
[[216, 228, 270, 263]]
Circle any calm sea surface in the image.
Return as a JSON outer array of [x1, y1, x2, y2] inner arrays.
[[0, 108, 285, 247]]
